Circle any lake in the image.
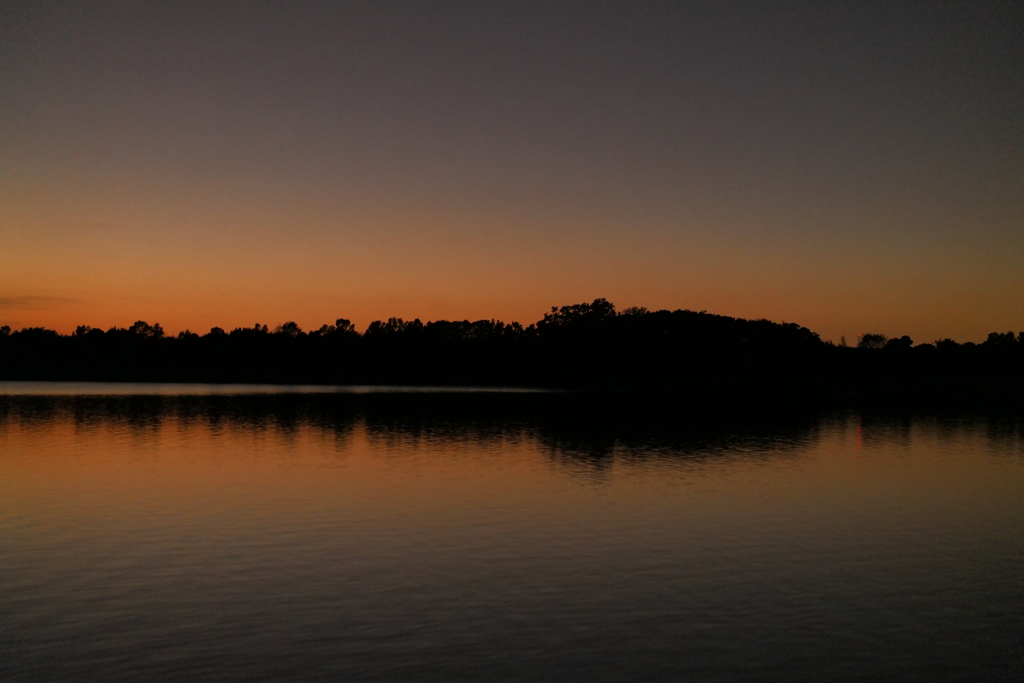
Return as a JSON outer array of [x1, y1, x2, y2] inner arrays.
[[2, 385, 1023, 682]]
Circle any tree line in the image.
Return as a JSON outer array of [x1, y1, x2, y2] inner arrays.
[[1, 299, 1021, 402]]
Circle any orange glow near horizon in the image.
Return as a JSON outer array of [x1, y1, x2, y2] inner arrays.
[[3, 196, 1018, 343], [2, 4, 1021, 344]]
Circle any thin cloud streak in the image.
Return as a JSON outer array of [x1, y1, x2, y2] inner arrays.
[[0, 296, 78, 310]]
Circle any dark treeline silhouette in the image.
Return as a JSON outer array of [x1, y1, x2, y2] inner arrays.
[[1, 299, 1022, 403]]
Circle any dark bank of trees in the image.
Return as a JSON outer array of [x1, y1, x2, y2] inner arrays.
[[0, 299, 1022, 403]]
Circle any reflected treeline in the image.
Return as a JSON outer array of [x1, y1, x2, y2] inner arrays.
[[3, 300, 1022, 402], [0, 392, 827, 464], [3, 393, 1021, 468], [856, 409, 1024, 455]]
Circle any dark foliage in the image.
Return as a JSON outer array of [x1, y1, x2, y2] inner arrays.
[[1, 300, 1021, 403]]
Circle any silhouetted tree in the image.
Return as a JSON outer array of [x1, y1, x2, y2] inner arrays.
[[621, 306, 648, 316], [275, 322, 303, 336], [365, 317, 423, 336], [538, 298, 617, 333], [884, 335, 913, 350], [13, 327, 59, 340], [129, 321, 164, 338], [858, 333, 888, 349], [335, 318, 358, 335], [985, 331, 1018, 346]]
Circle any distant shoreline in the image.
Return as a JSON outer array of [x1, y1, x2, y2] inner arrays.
[[2, 300, 1021, 404]]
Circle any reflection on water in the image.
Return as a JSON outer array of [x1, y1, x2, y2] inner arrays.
[[1, 392, 1023, 682]]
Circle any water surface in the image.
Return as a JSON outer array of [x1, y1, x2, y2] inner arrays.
[[2, 390, 1023, 681]]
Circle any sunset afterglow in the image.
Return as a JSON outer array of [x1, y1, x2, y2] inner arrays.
[[2, 3, 1021, 341]]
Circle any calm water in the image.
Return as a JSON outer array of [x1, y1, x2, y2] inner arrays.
[[2, 388, 1023, 682]]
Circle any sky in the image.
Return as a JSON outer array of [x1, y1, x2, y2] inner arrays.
[[1, 1, 1022, 343]]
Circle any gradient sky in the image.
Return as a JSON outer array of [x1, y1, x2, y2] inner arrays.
[[1, 1, 1021, 342]]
